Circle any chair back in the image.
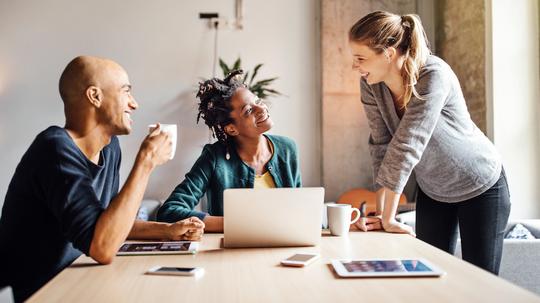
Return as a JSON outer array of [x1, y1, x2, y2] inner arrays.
[[337, 188, 408, 216]]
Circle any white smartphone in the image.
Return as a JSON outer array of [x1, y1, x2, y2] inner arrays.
[[281, 253, 320, 267], [146, 266, 204, 276]]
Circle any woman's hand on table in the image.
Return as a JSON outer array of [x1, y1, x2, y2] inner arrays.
[[353, 215, 383, 232], [167, 217, 205, 241], [382, 219, 416, 237]]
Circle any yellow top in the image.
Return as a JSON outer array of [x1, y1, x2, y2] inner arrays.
[[253, 137, 276, 188], [254, 171, 277, 188]]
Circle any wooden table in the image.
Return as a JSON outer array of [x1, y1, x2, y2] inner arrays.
[[29, 232, 540, 302]]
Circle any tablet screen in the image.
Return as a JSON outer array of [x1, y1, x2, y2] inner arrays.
[[119, 242, 191, 253], [342, 260, 434, 273]]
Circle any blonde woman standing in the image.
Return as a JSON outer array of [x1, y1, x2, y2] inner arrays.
[[348, 11, 510, 274]]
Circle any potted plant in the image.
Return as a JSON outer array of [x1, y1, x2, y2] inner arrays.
[[219, 57, 281, 99]]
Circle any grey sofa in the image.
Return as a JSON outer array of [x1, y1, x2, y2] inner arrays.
[[396, 212, 540, 295], [137, 199, 162, 221], [455, 220, 540, 295], [138, 196, 207, 221], [0, 286, 13, 303]]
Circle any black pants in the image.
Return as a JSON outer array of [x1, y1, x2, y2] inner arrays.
[[416, 169, 511, 275]]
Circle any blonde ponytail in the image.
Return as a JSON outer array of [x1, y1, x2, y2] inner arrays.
[[400, 14, 430, 107], [349, 11, 432, 108]]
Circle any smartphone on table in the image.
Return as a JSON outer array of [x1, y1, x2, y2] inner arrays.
[[281, 253, 320, 267], [146, 266, 204, 276]]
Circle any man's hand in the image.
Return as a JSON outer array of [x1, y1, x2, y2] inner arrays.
[[137, 124, 173, 169], [90, 125, 172, 264], [166, 217, 205, 241]]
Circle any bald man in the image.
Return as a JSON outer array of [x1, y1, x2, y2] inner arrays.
[[0, 56, 204, 302]]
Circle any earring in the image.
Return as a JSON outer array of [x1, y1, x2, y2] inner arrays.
[[225, 148, 231, 160]]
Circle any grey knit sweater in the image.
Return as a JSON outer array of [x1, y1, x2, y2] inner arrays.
[[361, 55, 501, 203]]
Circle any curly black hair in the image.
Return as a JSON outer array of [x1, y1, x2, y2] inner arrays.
[[196, 70, 246, 143]]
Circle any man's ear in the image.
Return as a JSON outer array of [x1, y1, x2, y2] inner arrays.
[[86, 86, 103, 108], [224, 124, 238, 137]]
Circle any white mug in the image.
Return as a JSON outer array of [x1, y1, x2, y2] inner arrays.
[[327, 204, 360, 236], [322, 202, 336, 229], [148, 124, 177, 160]]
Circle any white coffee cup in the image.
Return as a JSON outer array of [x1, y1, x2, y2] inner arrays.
[[327, 204, 361, 236], [148, 123, 177, 160], [322, 202, 336, 229]]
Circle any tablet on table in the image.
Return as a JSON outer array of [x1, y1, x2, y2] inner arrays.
[[117, 241, 199, 255], [331, 258, 445, 277]]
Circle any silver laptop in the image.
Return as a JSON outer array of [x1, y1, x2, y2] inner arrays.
[[223, 187, 324, 248]]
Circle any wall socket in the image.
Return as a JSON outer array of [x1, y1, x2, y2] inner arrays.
[[198, 11, 242, 30]]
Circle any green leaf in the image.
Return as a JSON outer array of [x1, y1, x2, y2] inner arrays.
[[219, 58, 230, 76], [252, 77, 278, 87], [233, 57, 241, 71], [250, 86, 263, 97], [249, 64, 263, 86], [264, 88, 281, 95], [250, 83, 263, 91], [217, 58, 281, 99]]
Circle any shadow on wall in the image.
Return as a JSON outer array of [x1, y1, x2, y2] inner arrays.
[[159, 89, 199, 123], [144, 87, 211, 200]]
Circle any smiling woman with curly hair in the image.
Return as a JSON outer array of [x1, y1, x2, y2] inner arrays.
[[157, 70, 302, 232]]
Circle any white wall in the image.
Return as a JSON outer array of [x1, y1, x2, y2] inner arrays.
[[0, 0, 321, 211], [491, 0, 540, 218]]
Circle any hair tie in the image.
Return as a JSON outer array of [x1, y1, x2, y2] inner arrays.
[[401, 15, 411, 28]]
